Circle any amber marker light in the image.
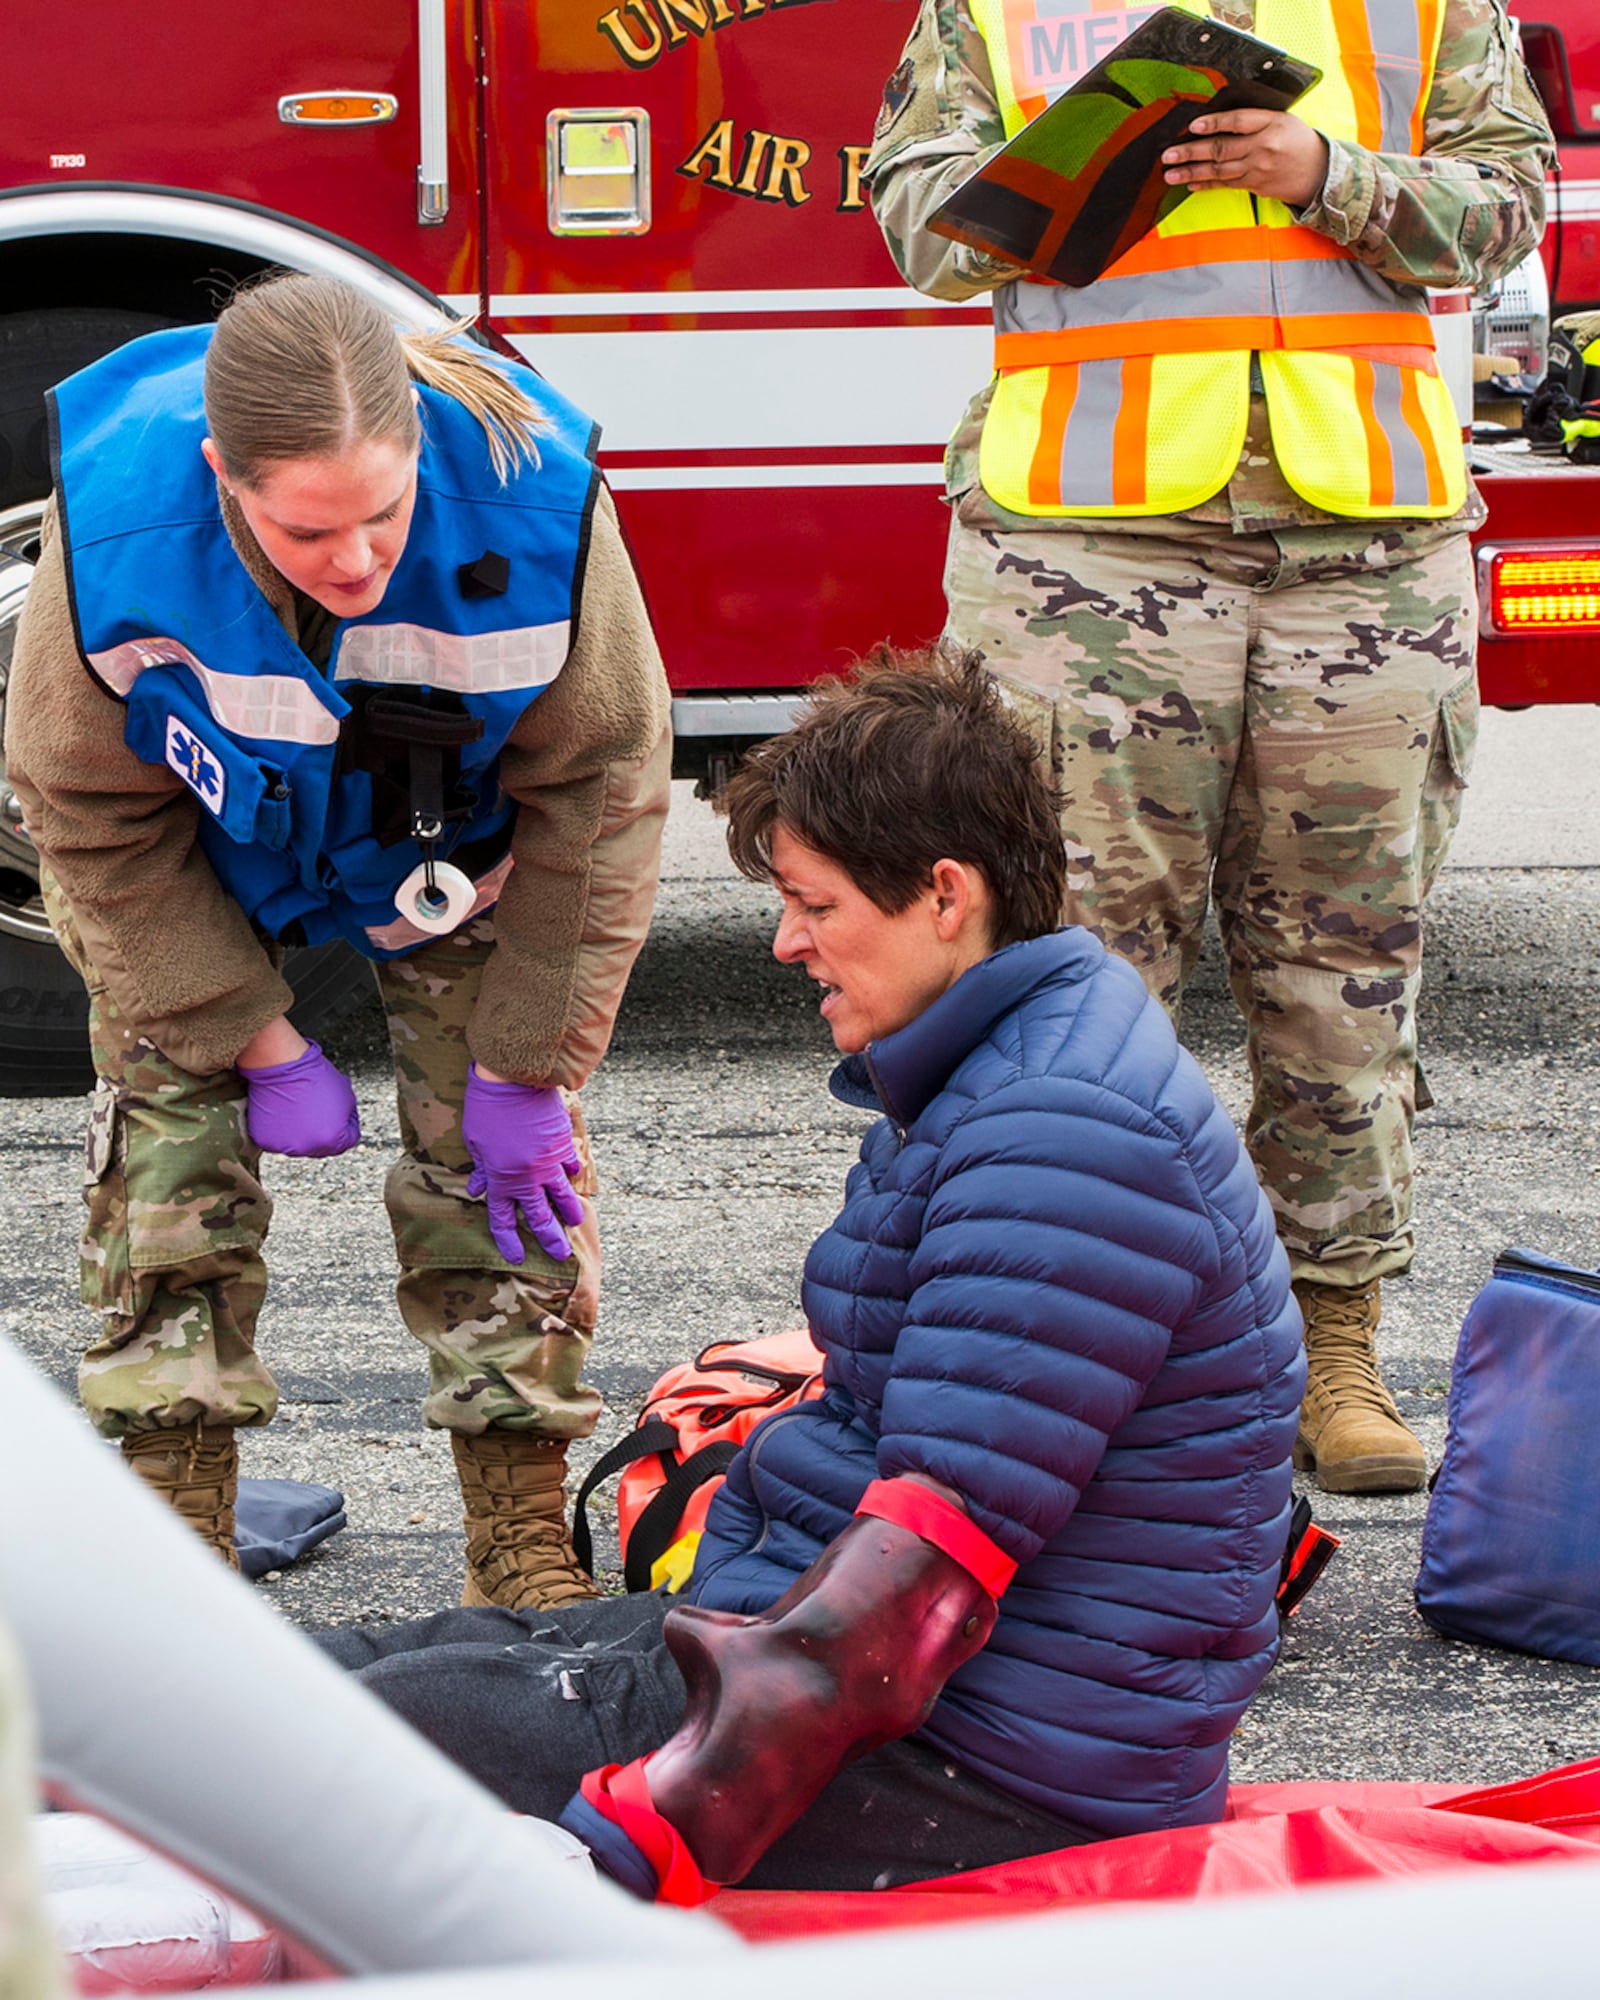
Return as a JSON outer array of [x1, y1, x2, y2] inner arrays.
[[1485, 548, 1600, 636], [278, 94, 398, 126]]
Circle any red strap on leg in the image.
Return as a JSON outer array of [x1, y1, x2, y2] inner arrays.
[[856, 1478, 1016, 1598], [580, 1759, 723, 1907]]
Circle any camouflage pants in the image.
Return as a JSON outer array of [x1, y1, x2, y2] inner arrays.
[[944, 514, 1478, 1287], [47, 882, 602, 1441]]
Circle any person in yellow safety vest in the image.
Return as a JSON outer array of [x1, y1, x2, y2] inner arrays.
[[866, 0, 1555, 1495]]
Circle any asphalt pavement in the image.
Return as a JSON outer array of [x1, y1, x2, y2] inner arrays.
[[6, 703, 1600, 1788]]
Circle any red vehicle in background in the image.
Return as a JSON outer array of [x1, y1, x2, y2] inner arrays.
[[1, 0, 1597, 1091]]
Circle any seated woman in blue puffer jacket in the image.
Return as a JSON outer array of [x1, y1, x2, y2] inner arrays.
[[321, 646, 1305, 1902]]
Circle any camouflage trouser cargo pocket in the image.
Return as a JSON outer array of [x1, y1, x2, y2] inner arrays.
[[1418, 669, 1478, 898], [43, 875, 278, 1436], [78, 1075, 268, 1309], [80, 1078, 131, 1317], [74, 1062, 277, 1436], [377, 916, 603, 1440], [989, 672, 1065, 791], [945, 511, 1479, 1286]]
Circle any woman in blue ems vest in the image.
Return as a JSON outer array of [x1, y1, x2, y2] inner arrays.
[[5, 274, 672, 1606]]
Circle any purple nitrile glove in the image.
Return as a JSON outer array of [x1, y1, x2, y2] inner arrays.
[[462, 1066, 585, 1263], [238, 1040, 362, 1158]]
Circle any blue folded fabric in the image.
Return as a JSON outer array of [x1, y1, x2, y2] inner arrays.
[[234, 1476, 347, 1578], [1417, 1248, 1600, 1666]]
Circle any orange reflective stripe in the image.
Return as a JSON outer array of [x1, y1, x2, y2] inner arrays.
[[1111, 355, 1151, 508], [1028, 360, 1080, 509], [995, 311, 1435, 366], [1397, 362, 1449, 507], [1329, 0, 1384, 148], [1351, 357, 1395, 507], [1324, 342, 1438, 374], [1104, 224, 1351, 279]]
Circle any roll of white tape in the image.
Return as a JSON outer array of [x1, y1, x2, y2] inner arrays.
[[394, 860, 477, 935]]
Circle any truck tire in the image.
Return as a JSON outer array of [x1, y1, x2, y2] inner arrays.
[[0, 307, 192, 510], [0, 309, 377, 1097]]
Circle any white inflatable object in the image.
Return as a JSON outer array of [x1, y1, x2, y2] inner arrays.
[[394, 859, 477, 933], [34, 1812, 279, 1990], [206, 1856, 1600, 2000], [6, 1335, 1598, 1999], [35, 1812, 587, 1992], [0, 1339, 733, 1978]]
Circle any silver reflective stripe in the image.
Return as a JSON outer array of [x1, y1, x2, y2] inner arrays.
[[997, 253, 1420, 340], [998, 260, 1260, 334], [88, 636, 198, 696], [87, 637, 342, 745], [1366, 0, 1426, 151], [1371, 361, 1431, 504], [337, 620, 571, 693], [364, 851, 514, 951], [1057, 359, 1124, 507]]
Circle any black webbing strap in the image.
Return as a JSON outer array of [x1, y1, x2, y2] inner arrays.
[[571, 1419, 679, 1577], [622, 1441, 740, 1594]]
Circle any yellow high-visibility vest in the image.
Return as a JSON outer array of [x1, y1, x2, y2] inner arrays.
[[967, 0, 1465, 518]]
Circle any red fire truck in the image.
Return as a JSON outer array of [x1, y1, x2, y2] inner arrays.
[[2, 0, 1598, 1091]]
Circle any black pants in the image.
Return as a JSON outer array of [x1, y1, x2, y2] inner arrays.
[[316, 1593, 1091, 1891]]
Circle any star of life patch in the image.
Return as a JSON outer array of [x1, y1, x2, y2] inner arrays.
[[165, 714, 227, 817], [875, 57, 916, 139]]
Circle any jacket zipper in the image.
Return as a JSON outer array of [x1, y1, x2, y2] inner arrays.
[[741, 1403, 818, 1556], [864, 1050, 906, 1143], [1493, 1247, 1600, 1298]]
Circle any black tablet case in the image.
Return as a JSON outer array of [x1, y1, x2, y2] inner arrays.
[[929, 8, 1321, 289]]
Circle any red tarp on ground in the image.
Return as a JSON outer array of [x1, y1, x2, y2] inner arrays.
[[711, 1759, 1600, 1941]]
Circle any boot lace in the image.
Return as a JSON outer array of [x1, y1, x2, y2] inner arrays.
[[1300, 1290, 1398, 1416]]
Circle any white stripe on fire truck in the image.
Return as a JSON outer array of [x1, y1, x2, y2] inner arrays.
[[604, 463, 946, 490], [507, 325, 991, 454], [487, 287, 983, 318]]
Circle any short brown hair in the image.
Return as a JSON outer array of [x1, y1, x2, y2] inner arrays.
[[720, 646, 1065, 949]]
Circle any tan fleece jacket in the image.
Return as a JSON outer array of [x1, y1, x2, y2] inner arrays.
[[5, 483, 671, 1085]]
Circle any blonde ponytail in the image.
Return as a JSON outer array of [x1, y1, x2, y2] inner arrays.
[[205, 273, 548, 489], [399, 320, 550, 483]]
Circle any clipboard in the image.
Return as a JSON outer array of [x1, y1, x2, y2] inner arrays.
[[928, 7, 1322, 289]]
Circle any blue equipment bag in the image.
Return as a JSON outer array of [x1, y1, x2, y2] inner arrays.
[[234, 1478, 346, 1579], [1416, 1248, 1600, 1666]]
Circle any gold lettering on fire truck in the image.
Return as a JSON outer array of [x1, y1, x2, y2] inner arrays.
[[837, 145, 870, 212], [679, 118, 813, 205], [598, 0, 772, 67]]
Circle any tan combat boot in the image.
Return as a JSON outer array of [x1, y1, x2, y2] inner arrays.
[[451, 1430, 602, 1611], [121, 1420, 240, 1567], [1292, 1279, 1426, 1494]]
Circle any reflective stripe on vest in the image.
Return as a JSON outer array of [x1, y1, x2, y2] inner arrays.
[[53, 325, 598, 960], [968, 0, 1463, 518]]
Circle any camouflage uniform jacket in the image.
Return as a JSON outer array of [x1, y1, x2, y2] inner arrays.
[[866, 0, 1556, 535], [6, 485, 671, 1086]]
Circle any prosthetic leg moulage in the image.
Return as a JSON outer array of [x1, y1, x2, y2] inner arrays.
[[561, 1477, 1015, 1902]]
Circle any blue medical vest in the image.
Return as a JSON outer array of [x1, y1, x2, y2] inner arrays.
[[50, 323, 599, 959]]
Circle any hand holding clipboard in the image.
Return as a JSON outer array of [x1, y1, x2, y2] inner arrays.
[[928, 8, 1322, 289]]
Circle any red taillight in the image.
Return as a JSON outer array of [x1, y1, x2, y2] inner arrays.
[[1487, 549, 1600, 635]]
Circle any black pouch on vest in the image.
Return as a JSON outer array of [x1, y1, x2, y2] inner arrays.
[[336, 685, 486, 847]]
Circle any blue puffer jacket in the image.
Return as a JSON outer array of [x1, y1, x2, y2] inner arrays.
[[688, 928, 1304, 1839]]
